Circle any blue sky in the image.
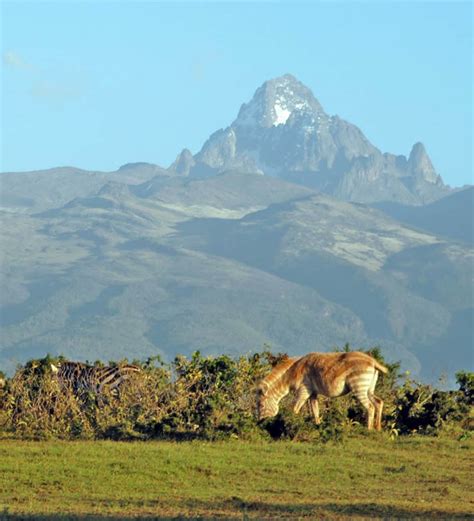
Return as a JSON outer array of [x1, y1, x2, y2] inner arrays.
[[1, 1, 472, 187]]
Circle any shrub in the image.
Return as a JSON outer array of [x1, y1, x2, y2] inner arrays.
[[456, 371, 474, 406], [161, 351, 268, 440], [390, 379, 470, 435]]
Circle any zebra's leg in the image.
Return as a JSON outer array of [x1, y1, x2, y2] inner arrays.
[[354, 391, 375, 430], [365, 398, 375, 431], [368, 393, 384, 431], [368, 370, 383, 431], [293, 385, 311, 415], [348, 369, 378, 430], [309, 395, 321, 424]]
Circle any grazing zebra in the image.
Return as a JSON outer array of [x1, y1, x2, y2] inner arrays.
[[50, 361, 141, 396], [256, 351, 388, 430]]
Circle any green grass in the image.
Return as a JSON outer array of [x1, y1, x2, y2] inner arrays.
[[0, 436, 473, 520]]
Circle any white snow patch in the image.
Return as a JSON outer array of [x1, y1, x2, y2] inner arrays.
[[273, 104, 291, 126]]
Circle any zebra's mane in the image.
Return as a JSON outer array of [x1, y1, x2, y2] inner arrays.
[[58, 361, 140, 371], [259, 356, 300, 395], [62, 361, 87, 367]]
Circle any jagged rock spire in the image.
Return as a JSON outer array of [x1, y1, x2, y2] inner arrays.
[[170, 148, 195, 176], [408, 142, 440, 184]]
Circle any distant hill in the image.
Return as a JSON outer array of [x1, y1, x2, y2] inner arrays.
[[0, 176, 369, 373], [0, 163, 170, 213], [177, 193, 472, 378], [133, 169, 315, 218], [0, 172, 471, 382], [373, 186, 474, 244]]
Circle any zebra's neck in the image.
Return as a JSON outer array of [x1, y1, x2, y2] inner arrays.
[[264, 366, 293, 409], [267, 380, 290, 409]]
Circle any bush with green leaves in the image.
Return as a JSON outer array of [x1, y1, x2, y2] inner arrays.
[[148, 351, 269, 440], [456, 371, 474, 406], [389, 375, 472, 435]]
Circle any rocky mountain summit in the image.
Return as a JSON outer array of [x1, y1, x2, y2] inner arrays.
[[171, 74, 449, 205]]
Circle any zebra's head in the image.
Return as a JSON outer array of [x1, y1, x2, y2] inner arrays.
[[256, 383, 278, 421]]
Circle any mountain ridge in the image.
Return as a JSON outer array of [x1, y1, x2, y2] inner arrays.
[[170, 74, 450, 205]]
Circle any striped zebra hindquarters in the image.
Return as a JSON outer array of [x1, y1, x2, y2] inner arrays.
[[345, 364, 382, 430], [95, 364, 142, 398], [51, 362, 142, 404]]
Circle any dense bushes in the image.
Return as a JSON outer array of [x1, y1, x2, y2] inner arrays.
[[0, 348, 471, 441]]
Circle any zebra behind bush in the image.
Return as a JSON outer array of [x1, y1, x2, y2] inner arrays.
[[50, 361, 141, 397], [256, 351, 388, 430]]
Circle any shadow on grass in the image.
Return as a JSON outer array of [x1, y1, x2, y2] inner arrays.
[[1, 499, 473, 520]]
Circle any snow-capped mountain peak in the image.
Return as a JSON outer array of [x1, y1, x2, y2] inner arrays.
[[234, 74, 324, 128], [170, 74, 449, 205]]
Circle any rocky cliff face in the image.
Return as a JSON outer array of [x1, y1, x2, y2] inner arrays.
[[170, 74, 449, 205]]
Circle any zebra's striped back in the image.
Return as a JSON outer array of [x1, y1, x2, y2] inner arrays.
[[53, 361, 141, 395], [289, 351, 386, 399]]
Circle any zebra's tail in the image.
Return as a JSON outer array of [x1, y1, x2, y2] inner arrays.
[[373, 360, 388, 374]]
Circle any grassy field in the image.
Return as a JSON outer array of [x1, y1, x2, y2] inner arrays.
[[0, 435, 472, 520]]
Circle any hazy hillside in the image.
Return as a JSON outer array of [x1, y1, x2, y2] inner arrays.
[[133, 170, 315, 218], [0, 170, 471, 381], [176, 193, 473, 379], [0, 176, 373, 374], [0, 163, 170, 213], [374, 186, 474, 244]]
